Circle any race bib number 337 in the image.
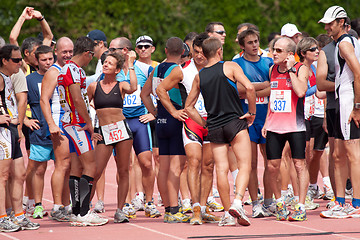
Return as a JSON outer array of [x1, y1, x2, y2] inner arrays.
[[270, 90, 292, 113], [101, 120, 131, 145]]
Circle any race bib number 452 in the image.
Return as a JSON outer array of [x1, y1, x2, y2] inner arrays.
[[270, 90, 292, 112], [101, 120, 131, 145]]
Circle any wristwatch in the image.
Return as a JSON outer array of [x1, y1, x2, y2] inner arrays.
[[355, 103, 360, 109], [128, 66, 135, 70], [288, 67, 296, 73]]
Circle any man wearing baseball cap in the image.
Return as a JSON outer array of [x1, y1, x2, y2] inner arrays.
[[86, 30, 108, 86], [318, 6, 360, 219]]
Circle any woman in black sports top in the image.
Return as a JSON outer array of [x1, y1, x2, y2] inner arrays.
[[87, 52, 137, 223]]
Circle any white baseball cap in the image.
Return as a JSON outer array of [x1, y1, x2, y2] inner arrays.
[[281, 23, 301, 38], [135, 35, 154, 47], [318, 6, 348, 24]]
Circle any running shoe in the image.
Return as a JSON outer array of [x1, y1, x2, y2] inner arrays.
[[123, 203, 136, 219], [213, 187, 220, 198], [288, 204, 307, 221], [262, 202, 276, 217], [0, 217, 21, 232], [229, 202, 250, 226], [283, 194, 295, 207], [307, 185, 320, 199], [145, 202, 161, 218], [326, 197, 336, 209], [114, 209, 129, 223], [26, 203, 35, 217], [167, 212, 191, 223], [132, 193, 145, 211], [163, 212, 170, 223], [13, 216, 40, 230], [94, 200, 105, 213], [201, 207, 221, 223], [218, 214, 236, 226], [49, 206, 70, 222], [304, 195, 319, 210], [33, 205, 45, 219], [244, 196, 252, 205], [345, 187, 353, 199], [276, 202, 288, 221], [182, 199, 192, 213], [190, 206, 202, 225], [252, 203, 265, 218], [323, 185, 334, 200], [343, 203, 360, 218], [320, 202, 347, 218], [76, 210, 108, 226], [207, 197, 224, 212]]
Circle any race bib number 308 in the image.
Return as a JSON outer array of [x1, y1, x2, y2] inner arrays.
[[270, 90, 292, 113], [101, 120, 131, 145]]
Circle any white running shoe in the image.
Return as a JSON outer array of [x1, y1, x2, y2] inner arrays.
[[181, 199, 192, 213], [114, 209, 129, 223], [132, 193, 145, 211], [145, 202, 162, 218], [252, 203, 265, 218], [77, 210, 108, 226], [94, 200, 105, 213], [307, 185, 320, 199], [207, 197, 224, 212], [229, 202, 250, 226], [218, 214, 236, 226], [320, 202, 347, 219]]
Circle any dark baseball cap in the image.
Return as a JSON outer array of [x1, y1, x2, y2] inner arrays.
[[87, 30, 107, 42]]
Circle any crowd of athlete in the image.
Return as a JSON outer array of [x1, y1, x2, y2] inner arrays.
[[0, 4, 360, 232]]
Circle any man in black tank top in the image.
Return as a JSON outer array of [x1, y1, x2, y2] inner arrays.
[[185, 37, 256, 226]]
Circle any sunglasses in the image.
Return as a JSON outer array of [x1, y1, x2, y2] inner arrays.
[[306, 47, 318, 52], [88, 51, 95, 57], [10, 58, 22, 63], [109, 47, 125, 52], [273, 47, 286, 54], [214, 30, 226, 35], [137, 45, 151, 50]]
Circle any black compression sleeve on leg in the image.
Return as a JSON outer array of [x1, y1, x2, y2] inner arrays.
[[79, 175, 94, 216], [69, 176, 80, 216]]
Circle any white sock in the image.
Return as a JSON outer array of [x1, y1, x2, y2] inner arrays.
[[233, 198, 242, 206], [298, 203, 305, 211], [224, 211, 230, 217], [323, 177, 332, 189], [28, 199, 35, 208], [64, 204, 71, 212], [193, 202, 200, 208], [310, 183, 318, 189], [231, 169, 239, 181], [23, 196, 29, 205], [53, 204, 62, 211], [294, 196, 299, 202], [276, 198, 283, 203], [201, 206, 206, 213], [137, 192, 144, 199], [281, 190, 288, 197]]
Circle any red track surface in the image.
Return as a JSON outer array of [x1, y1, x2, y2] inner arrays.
[[1, 144, 360, 240]]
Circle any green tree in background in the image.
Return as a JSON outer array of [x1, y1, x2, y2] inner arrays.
[[0, 0, 358, 73]]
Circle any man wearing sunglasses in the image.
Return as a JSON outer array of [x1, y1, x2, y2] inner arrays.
[[0, 44, 40, 232], [318, 6, 360, 218], [262, 37, 309, 221], [206, 22, 226, 45], [58, 36, 108, 226]]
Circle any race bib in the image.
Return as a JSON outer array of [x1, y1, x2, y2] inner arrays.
[[195, 98, 205, 112], [270, 90, 291, 113], [245, 96, 269, 105], [304, 95, 315, 119], [152, 77, 162, 99], [101, 120, 131, 145], [123, 84, 141, 107]]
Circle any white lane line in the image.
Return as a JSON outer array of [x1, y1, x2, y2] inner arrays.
[[128, 223, 186, 240], [0, 233, 21, 240], [276, 220, 360, 240]]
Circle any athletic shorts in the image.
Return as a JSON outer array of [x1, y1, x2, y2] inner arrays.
[[0, 124, 22, 160], [305, 117, 328, 150], [97, 120, 133, 147], [334, 98, 360, 140], [156, 102, 185, 156], [326, 109, 336, 138], [149, 120, 158, 148], [126, 117, 151, 155], [29, 144, 54, 162], [249, 123, 266, 144], [182, 117, 209, 146], [266, 131, 306, 160], [22, 122, 31, 150], [207, 118, 248, 144], [63, 123, 93, 156]]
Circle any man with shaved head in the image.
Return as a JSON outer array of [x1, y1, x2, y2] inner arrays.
[[40, 37, 74, 221]]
